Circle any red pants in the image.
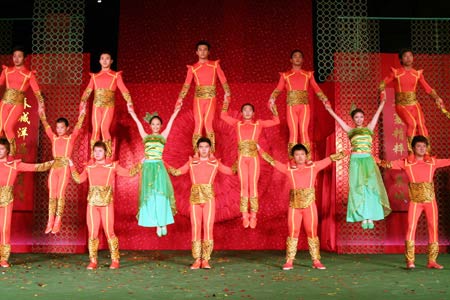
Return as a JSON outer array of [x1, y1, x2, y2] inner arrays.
[[190, 200, 215, 241], [238, 156, 260, 199], [91, 105, 114, 141], [406, 200, 438, 243], [0, 203, 13, 245], [0, 102, 24, 139], [193, 98, 216, 135], [87, 203, 116, 240], [287, 104, 310, 145], [288, 202, 319, 239], [395, 103, 428, 137], [48, 166, 70, 199]]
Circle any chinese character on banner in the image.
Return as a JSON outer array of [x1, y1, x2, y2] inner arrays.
[[23, 97, 31, 109], [18, 112, 30, 124], [17, 127, 29, 140], [393, 143, 405, 156], [392, 127, 404, 140], [394, 113, 403, 125]]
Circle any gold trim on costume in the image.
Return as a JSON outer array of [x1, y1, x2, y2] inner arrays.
[[71, 170, 81, 184], [378, 160, 393, 169], [8, 138, 16, 156], [222, 82, 231, 96], [122, 92, 132, 104], [428, 242, 439, 262], [378, 80, 386, 92], [178, 84, 190, 99], [0, 186, 13, 207], [207, 132, 216, 153], [290, 188, 315, 209], [34, 91, 45, 104], [249, 196, 259, 212], [395, 92, 417, 105], [240, 196, 248, 213], [261, 151, 275, 166], [191, 240, 202, 259], [35, 161, 53, 172], [88, 238, 99, 260], [238, 140, 258, 157], [93, 88, 115, 107], [286, 237, 298, 260], [104, 140, 113, 158], [56, 198, 65, 217], [190, 184, 214, 205], [308, 237, 321, 261], [53, 157, 69, 169], [195, 85, 216, 99], [88, 185, 113, 206], [129, 163, 142, 176], [201, 240, 214, 261], [270, 89, 281, 100], [167, 167, 181, 176], [287, 90, 309, 106], [0, 244, 11, 262], [330, 151, 346, 162], [408, 182, 435, 203], [75, 113, 86, 130], [316, 91, 328, 101], [192, 133, 202, 152], [2, 88, 25, 105], [81, 88, 93, 102], [108, 236, 120, 260], [405, 240, 415, 262], [429, 89, 440, 100], [48, 197, 57, 216]]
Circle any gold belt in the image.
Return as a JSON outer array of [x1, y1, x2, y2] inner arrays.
[[93, 89, 115, 107], [290, 188, 316, 209], [408, 182, 435, 203], [395, 92, 417, 105], [52, 157, 69, 168], [238, 140, 258, 157], [195, 85, 216, 99], [88, 185, 113, 206], [2, 88, 25, 105], [190, 184, 214, 205], [0, 186, 14, 207], [287, 90, 309, 106]]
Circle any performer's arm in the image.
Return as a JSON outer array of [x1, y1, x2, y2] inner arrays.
[[29, 71, 45, 104], [220, 103, 239, 126], [367, 97, 386, 131], [177, 66, 193, 106], [419, 71, 445, 109], [379, 70, 395, 92], [216, 61, 231, 100], [116, 163, 139, 177], [37, 106, 55, 140], [166, 161, 190, 176], [258, 148, 287, 173], [434, 159, 450, 168], [71, 109, 86, 140], [324, 104, 352, 133], [218, 161, 234, 175], [314, 151, 347, 171], [129, 109, 148, 139], [376, 158, 404, 170], [16, 160, 54, 172], [69, 161, 87, 184], [259, 104, 280, 127], [0, 67, 6, 86], [309, 73, 328, 102], [80, 76, 94, 104], [269, 74, 285, 104], [116, 72, 133, 108], [161, 106, 181, 139]]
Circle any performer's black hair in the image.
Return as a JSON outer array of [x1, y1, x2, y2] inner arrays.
[[241, 103, 255, 112], [411, 135, 429, 148], [196, 40, 210, 50], [350, 108, 365, 119], [56, 117, 69, 127], [398, 48, 413, 63], [197, 137, 211, 147], [291, 143, 308, 156], [93, 141, 107, 152], [0, 137, 10, 154], [290, 49, 304, 58], [12, 45, 27, 57]]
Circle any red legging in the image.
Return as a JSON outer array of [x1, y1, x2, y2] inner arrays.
[[0, 202, 13, 245], [406, 200, 438, 243], [287, 202, 319, 239], [238, 156, 260, 201], [287, 104, 310, 145], [193, 98, 216, 135], [190, 200, 215, 241], [395, 103, 428, 137], [91, 106, 114, 141], [0, 102, 24, 140], [48, 166, 70, 199], [86, 203, 116, 240]]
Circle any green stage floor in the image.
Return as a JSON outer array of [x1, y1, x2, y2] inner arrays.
[[1, 251, 449, 299]]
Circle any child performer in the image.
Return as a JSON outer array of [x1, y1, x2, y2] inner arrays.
[[377, 135, 450, 269], [38, 105, 86, 234], [324, 98, 391, 229], [259, 143, 345, 270], [221, 101, 279, 229], [0, 138, 53, 267], [70, 141, 139, 270], [128, 106, 180, 237], [167, 137, 234, 270]]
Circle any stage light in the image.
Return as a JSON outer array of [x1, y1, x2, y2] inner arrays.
[[97, 0, 102, 3]]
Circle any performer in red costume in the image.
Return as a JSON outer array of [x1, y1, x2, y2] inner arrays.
[[79, 52, 133, 160], [167, 137, 233, 270], [377, 135, 450, 270], [379, 49, 445, 162], [259, 143, 345, 270], [70, 141, 139, 270], [176, 41, 231, 153], [221, 102, 279, 229], [269, 50, 328, 158], [0, 46, 45, 158], [38, 105, 86, 234], [0, 138, 52, 268]]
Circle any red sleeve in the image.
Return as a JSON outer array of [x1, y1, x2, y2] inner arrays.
[[313, 157, 332, 171], [218, 161, 233, 175], [434, 159, 450, 168], [45, 126, 54, 140], [418, 71, 434, 94], [0, 67, 6, 86], [259, 115, 280, 127], [390, 159, 405, 170], [220, 110, 239, 126], [273, 160, 288, 174], [216, 61, 228, 85], [29, 71, 41, 93], [16, 161, 37, 172], [382, 68, 395, 86], [184, 66, 194, 85], [71, 165, 88, 183], [115, 163, 134, 177], [116, 71, 130, 94], [178, 161, 190, 175], [275, 73, 285, 91], [309, 72, 323, 94], [82, 76, 94, 95]]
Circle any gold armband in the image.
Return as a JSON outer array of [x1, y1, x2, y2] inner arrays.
[[222, 82, 231, 96], [429, 89, 440, 101], [34, 91, 45, 104], [222, 101, 229, 112], [378, 160, 392, 169], [378, 81, 386, 92], [316, 91, 328, 102], [178, 84, 190, 99], [168, 166, 181, 176], [129, 163, 142, 176], [330, 151, 345, 162], [81, 88, 93, 102], [35, 161, 54, 172], [270, 89, 281, 100], [122, 92, 132, 104], [261, 151, 275, 166]]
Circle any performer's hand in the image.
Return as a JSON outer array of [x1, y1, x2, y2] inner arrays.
[[256, 144, 261, 151], [323, 101, 331, 110], [38, 103, 45, 116], [224, 93, 231, 103], [436, 98, 444, 109], [69, 159, 74, 167], [380, 90, 386, 101], [174, 104, 181, 113]]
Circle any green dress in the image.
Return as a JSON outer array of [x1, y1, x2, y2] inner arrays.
[[346, 128, 391, 222], [137, 134, 176, 227]]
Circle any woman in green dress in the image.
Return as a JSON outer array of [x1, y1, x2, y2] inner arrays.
[[129, 106, 180, 237], [324, 97, 391, 229]]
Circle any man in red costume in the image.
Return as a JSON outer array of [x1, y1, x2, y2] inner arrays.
[[221, 102, 279, 229], [0, 138, 53, 268], [379, 49, 445, 162], [79, 52, 133, 160], [269, 50, 328, 158], [259, 143, 345, 270], [377, 135, 449, 270], [0, 46, 45, 158], [176, 41, 231, 153], [167, 137, 233, 270], [38, 105, 86, 234], [70, 141, 139, 270]]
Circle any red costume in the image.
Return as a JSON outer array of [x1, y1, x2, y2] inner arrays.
[[270, 70, 327, 157], [178, 60, 230, 152], [379, 67, 441, 153], [379, 157, 450, 268], [221, 103, 279, 228], [39, 112, 86, 234], [71, 161, 138, 269], [0, 160, 52, 267], [168, 158, 233, 269], [80, 70, 132, 158], [0, 65, 44, 156], [260, 150, 344, 269]]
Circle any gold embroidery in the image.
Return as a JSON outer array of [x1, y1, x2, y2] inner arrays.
[[122, 92, 132, 104], [192, 133, 202, 152], [190, 184, 214, 204], [240, 196, 248, 213], [56, 197, 65, 216], [35, 161, 53, 172], [308, 237, 321, 261], [330, 151, 346, 162], [34, 91, 45, 104], [395, 92, 417, 105], [378, 160, 393, 169], [71, 170, 81, 184], [167, 166, 181, 176], [378, 80, 386, 91], [270, 89, 281, 100], [428, 242, 439, 262], [88, 185, 113, 206], [129, 163, 142, 176], [191, 240, 202, 259], [286, 237, 298, 260], [405, 240, 415, 262], [316, 91, 328, 101], [0, 186, 13, 207], [75, 113, 86, 130], [81, 88, 93, 102], [48, 197, 57, 216], [250, 196, 258, 212], [290, 188, 316, 209], [0, 244, 11, 262], [201, 240, 214, 260], [261, 151, 275, 166], [238, 140, 258, 157], [178, 84, 190, 99], [408, 182, 435, 203], [222, 82, 231, 96], [2, 88, 25, 105], [287, 90, 308, 106], [93, 88, 115, 107], [108, 236, 120, 260], [52, 157, 69, 169], [88, 238, 99, 260], [195, 85, 216, 99]]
